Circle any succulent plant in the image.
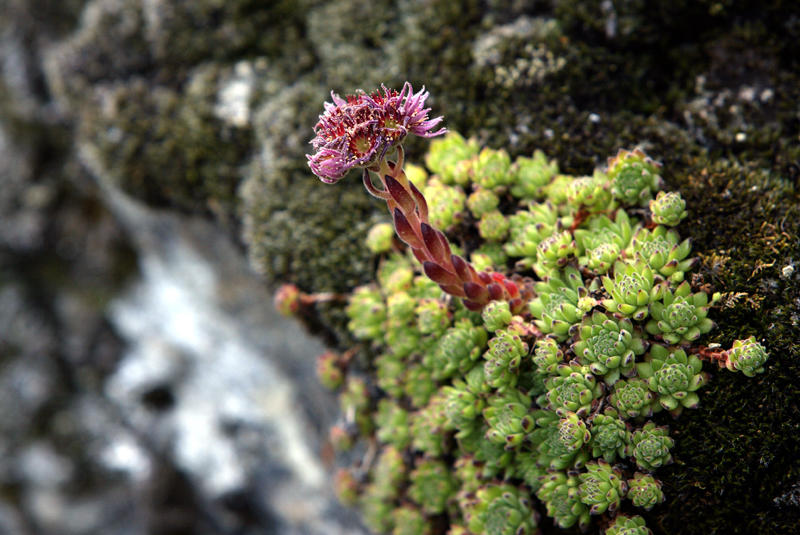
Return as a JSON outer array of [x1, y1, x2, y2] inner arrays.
[[572, 311, 646, 385], [366, 222, 396, 253], [484, 388, 535, 449], [484, 329, 528, 389], [463, 485, 536, 534], [304, 90, 767, 534], [605, 514, 653, 535], [540, 361, 604, 417], [504, 204, 559, 266], [375, 400, 411, 450], [371, 446, 407, 498], [608, 378, 656, 420], [544, 173, 576, 208], [627, 472, 665, 510], [374, 352, 406, 399], [334, 468, 360, 507], [478, 210, 510, 241], [385, 323, 423, 360], [629, 422, 674, 471], [529, 266, 587, 340], [646, 281, 714, 344], [602, 260, 664, 321], [588, 408, 630, 462], [426, 318, 488, 380], [578, 459, 627, 515], [510, 149, 558, 200], [606, 148, 663, 206], [636, 345, 708, 415], [472, 242, 509, 271], [405, 362, 438, 408], [467, 187, 500, 217], [425, 131, 480, 186], [454, 454, 485, 494], [273, 283, 302, 317], [532, 337, 565, 376], [424, 178, 466, 230], [392, 505, 431, 535], [329, 423, 355, 452], [566, 174, 613, 213], [536, 470, 590, 530], [575, 210, 635, 274], [316, 351, 344, 390], [532, 410, 591, 470], [411, 300, 449, 338], [725, 336, 770, 377], [346, 285, 386, 341], [649, 190, 687, 226], [628, 225, 696, 284], [386, 291, 417, 328], [473, 430, 517, 478], [481, 300, 513, 333], [534, 229, 578, 277], [362, 483, 396, 533], [515, 450, 547, 492], [474, 147, 513, 190], [484, 487, 539, 535], [410, 395, 449, 457], [377, 254, 415, 293], [441, 376, 486, 435], [409, 458, 457, 514]]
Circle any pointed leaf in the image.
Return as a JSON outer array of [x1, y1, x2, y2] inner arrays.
[[384, 174, 416, 214], [464, 282, 489, 302], [421, 223, 449, 265], [423, 261, 461, 287], [393, 208, 423, 249], [408, 180, 428, 222]]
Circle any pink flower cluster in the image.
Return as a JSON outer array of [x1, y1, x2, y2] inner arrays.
[[307, 82, 446, 183]]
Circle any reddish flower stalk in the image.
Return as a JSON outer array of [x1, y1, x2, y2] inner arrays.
[[308, 83, 529, 312], [363, 147, 529, 312]]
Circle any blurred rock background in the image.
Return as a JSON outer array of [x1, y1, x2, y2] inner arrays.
[[0, 0, 798, 534]]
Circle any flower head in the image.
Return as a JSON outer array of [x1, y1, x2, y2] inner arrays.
[[308, 82, 445, 183]]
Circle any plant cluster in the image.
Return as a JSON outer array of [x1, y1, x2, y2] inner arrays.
[[301, 85, 769, 535]]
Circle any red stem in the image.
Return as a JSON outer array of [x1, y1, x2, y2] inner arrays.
[[365, 147, 530, 312]]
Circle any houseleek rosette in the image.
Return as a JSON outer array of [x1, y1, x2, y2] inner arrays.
[[536, 470, 590, 530], [578, 459, 627, 515], [636, 345, 708, 416], [588, 408, 630, 462], [626, 472, 664, 510], [572, 310, 646, 385], [540, 361, 604, 418], [602, 261, 664, 321], [649, 190, 687, 226], [646, 281, 713, 344], [629, 225, 696, 284], [605, 515, 653, 535], [629, 422, 674, 471], [725, 336, 770, 377]]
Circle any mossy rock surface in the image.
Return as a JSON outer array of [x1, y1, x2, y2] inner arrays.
[[41, 2, 800, 532]]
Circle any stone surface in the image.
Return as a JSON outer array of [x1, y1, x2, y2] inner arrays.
[[0, 0, 798, 534]]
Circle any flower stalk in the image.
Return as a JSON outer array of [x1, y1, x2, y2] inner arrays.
[[364, 148, 527, 311], [308, 83, 529, 312]]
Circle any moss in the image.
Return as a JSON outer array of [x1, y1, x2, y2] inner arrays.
[[307, 0, 397, 90], [146, 0, 314, 75], [52, 0, 313, 92], [648, 157, 800, 534], [79, 70, 252, 219]]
